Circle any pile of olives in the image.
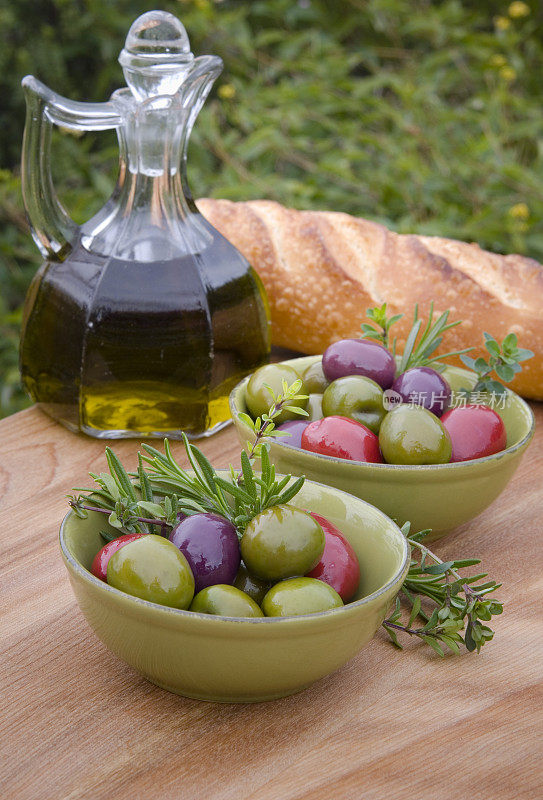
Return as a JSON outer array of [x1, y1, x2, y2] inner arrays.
[[246, 338, 507, 465], [91, 505, 360, 616]]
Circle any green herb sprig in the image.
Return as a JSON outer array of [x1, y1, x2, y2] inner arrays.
[[360, 303, 403, 350], [68, 450, 172, 539], [398, 303, 473, 373], [361, 303, 533, 395], [236, 377, 309, 462], [460, 332, 534, 397], [382, 524, 503, 656], [139, 436, 305, 535]]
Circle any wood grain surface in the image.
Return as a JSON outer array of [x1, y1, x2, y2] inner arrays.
[[1, 405, 542, 800]]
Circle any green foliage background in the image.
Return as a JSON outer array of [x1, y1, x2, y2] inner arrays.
[[0, 0, 542, 417]]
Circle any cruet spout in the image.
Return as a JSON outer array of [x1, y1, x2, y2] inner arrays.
[[178, 54, 223, 126]]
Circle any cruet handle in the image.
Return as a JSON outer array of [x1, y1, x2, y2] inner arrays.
[[21, 75, 122, 259]]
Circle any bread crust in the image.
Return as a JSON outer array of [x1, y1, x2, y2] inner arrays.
[[197, 198, 543, 399]]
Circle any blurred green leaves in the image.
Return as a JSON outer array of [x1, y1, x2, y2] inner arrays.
[[0, 0, 542, 416]]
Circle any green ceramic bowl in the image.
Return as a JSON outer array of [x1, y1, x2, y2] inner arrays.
[[230, 357, 535, 539], [60, 474, 409, 703]]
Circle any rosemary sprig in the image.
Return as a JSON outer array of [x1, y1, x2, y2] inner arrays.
[[398, 303, 473, 373], [460, 331, 534, 397], [140, 435, 306, 534], [382, 524, 503, 655], [68, 447, 169, 538], [361, 302, 533, 397]]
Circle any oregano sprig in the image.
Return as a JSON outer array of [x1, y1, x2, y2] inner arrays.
[[382, 524, 503, 655], [460, 332, 534, 397], [360, 303, 403, 350], [236, 377, 309, 462]]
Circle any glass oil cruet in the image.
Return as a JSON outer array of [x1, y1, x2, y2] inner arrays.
[[19, 10, 270, 438]]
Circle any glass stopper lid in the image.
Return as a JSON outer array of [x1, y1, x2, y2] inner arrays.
[[119, 11, 195, 101]]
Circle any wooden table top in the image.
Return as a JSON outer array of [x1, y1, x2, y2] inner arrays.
[[1, 404, 542, 800]]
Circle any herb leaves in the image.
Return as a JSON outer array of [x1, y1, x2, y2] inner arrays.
[[461, 332, 534, 396], [382, 524, 503, 656]]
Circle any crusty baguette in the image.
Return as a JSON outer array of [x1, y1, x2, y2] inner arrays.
[[196, 198, 543, 400]]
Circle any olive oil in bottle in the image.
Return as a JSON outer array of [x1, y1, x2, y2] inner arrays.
[[20, 12, 270, 438]]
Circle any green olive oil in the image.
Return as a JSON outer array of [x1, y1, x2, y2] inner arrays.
[[20, 230, 270, 437]]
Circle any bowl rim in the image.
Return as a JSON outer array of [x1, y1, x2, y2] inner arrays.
[[59, 475, 410, 625], [229, 356, 536, 472]]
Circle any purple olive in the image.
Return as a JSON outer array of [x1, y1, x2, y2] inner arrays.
[[392, 367, 451, 417], [169, 513, 240, 593], [322, 339, 396, 389], [275, 419, 309, 448]]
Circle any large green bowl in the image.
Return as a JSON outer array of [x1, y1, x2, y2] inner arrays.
[[230, 357, 535, 539], [60, 474, 409, 703]]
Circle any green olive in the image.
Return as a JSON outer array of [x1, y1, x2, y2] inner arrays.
[[246, 364, 308, 423], [107, 534, 195, 609], [262, 577, 343, 617], [379, 405, 452, 464], [190, 585, 264, 617], [234, 563, 271, 605], [241, 504, 325, 581], [322, 375, 386, 433], [302, 360, 329, 393], [306, 393, 324, 422]]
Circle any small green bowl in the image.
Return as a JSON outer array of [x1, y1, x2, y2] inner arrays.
[[230, 357, 535, 539], [60, 474, 409, 703]]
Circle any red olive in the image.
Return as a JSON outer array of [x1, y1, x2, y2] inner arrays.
[[441, 404, 507, 462], [301, 415, 383, 462], [91, 533, 144, 581], [306, 513, 360, 602]]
